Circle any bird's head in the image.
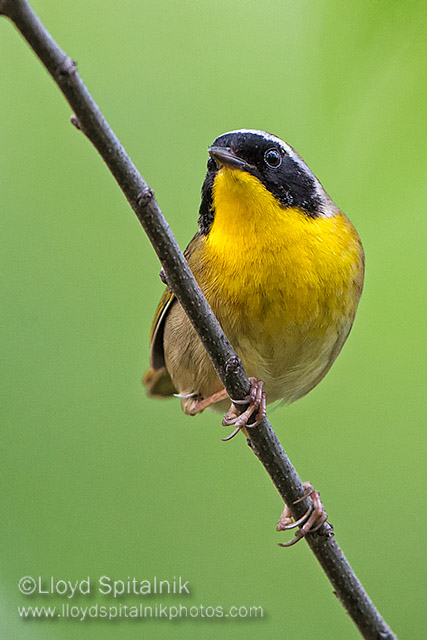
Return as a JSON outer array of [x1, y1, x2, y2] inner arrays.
[[198, 129, 337, 235]]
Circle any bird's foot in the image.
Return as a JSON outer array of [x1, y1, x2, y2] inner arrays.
[[277, 482, 328, 547], [222, 377, 266, 441], [185, 388, 230, 415]]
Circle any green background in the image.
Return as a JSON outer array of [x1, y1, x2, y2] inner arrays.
[[1, 1, 426, 638]]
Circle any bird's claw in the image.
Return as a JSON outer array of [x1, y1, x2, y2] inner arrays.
[[221, 378, 266, 441], [277, 482, 328, 547]]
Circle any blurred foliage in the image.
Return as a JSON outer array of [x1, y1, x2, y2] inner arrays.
[[1, 1, 426, 638]]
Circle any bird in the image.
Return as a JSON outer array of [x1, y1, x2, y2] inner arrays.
[[143, 129, 364, 543]]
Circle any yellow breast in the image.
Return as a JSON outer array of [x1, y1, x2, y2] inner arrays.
[[190, 167, 364, 403]]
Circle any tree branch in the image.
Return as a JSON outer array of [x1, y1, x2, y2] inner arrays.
[[0, 2, 397, 638]]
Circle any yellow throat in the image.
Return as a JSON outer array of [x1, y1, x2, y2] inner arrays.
[[200, 166, 362, 331]]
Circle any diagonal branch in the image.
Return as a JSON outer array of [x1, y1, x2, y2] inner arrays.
[[0, 1, 397, 638]]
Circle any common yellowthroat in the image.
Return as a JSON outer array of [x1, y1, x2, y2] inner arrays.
[[144, 129, 364, 438]]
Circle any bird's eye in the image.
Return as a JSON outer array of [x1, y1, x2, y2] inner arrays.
[[207, 157, 217, 172], [264, 148, 282, 168]]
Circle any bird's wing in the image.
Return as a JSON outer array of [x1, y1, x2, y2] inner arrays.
[[149, 287, 175, 370], [148, 232, 202, 370]]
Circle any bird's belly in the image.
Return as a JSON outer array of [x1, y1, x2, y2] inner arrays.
[[212, 272, 357, 405], [233, 320, 348, 404], [163, 281, 356, 412], [202, 235, 362, 404]]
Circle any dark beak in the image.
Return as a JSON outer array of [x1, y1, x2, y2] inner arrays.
[[208, 146, 251, 171]]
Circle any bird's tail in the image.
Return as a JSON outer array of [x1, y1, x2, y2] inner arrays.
[[142, 366, 177, 398]]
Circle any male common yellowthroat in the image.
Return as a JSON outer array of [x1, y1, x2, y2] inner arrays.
[[144, 129, 364, 435]]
